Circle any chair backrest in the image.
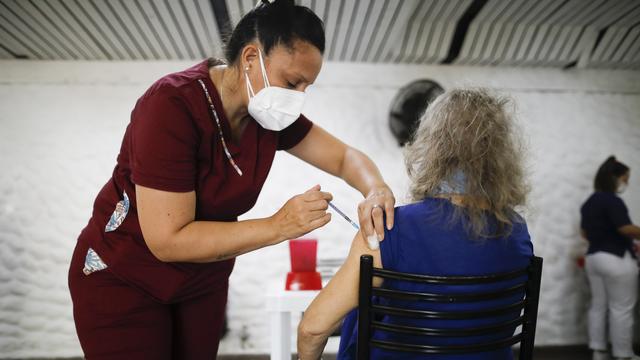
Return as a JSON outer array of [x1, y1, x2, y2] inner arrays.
[[356, 255, 543, 360]]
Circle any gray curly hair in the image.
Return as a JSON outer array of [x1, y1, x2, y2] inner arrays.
[[404, 88, 529, 238]]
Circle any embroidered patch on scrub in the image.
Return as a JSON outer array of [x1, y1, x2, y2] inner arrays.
[[83, 247, 108, 275], [105, 191, 129, 232]]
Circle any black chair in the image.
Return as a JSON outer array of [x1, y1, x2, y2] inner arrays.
[[356, 255, 543, 359]]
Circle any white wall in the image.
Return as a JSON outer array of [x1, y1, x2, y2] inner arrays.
[[1, 59, 639, 357]]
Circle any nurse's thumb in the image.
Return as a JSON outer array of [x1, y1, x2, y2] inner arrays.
[[305, 184, 321, 193]]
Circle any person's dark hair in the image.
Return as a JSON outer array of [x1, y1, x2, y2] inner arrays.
[[594, 156, 629, 192], [224, 0, 325, 65]]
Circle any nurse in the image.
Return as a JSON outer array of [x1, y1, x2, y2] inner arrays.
[[68, 0, 395, 358]]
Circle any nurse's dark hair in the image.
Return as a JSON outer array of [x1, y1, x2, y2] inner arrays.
[[594, 156, 629, 192], [224, 0, 325, 64]]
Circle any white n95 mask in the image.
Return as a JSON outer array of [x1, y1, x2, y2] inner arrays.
[[245, 49, 306, 131], [617, 180, 628, 194]]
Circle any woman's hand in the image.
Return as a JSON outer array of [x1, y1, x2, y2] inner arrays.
[[357, 184, 395, 245], [285, 125, 395, 246], [271, 185, 333, 242]]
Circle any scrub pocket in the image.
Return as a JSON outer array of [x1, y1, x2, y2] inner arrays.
[[105, 191, 129, 232], [84, 191, 129, 275], [83, 247, 108, 275]]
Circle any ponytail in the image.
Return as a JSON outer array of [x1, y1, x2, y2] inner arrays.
[[594, 156, 629, 192]]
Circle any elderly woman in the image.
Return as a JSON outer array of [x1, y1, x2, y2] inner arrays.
[[297, 89, 533, 360]]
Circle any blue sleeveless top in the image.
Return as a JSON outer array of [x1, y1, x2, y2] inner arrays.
[[337, 198, 533, 359]]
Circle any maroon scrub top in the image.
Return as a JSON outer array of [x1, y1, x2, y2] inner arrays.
[[77, 58, 313, 303]]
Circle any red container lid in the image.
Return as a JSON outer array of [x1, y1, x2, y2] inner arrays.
[[286, 271, 322, 291]]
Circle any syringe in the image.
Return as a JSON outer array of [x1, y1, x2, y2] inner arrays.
[[328, 202, 359, 230], [328, 201, 380, 250]]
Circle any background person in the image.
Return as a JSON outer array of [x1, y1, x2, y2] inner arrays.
[[581, 156, 640, 360]]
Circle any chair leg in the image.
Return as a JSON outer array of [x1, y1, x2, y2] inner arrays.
[[357, 255, 374, 360]]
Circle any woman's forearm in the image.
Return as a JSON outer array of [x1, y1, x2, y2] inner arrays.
[[155, 217, 282, 262], [138, 184, 332, 263], [339, 147, 386, 196], [339, 147, 396, 237], [298, 319, 342, 360], [297, 331, 329, 360], [620, 224, 640, 240]]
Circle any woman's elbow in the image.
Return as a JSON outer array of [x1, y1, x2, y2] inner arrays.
[[297, 317, 330, 344], [140, 221, 189, 263], [144, 236, 176, 262]]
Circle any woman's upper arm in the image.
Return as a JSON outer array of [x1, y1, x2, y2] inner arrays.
[[136, 184, 196, 261], [130, 86, 198, 192], [287, 124, 348, 177], [350, 230, 385, 287], [608, 197, 632, 228], [300, 232, 383, 335], [129, 86, 201, 260]]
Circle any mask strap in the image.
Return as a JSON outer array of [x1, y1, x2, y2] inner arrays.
[[258, 49, 270, 88], [245, 70, 256, 97]]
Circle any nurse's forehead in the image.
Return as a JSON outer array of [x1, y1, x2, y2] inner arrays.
[[269, 41, 322, 81]]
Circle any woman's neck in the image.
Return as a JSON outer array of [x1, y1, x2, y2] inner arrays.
[[208, 65, 249, 131], [433, 194, 491, 209]]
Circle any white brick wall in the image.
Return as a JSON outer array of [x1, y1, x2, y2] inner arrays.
[[1, 60, 639, 357]]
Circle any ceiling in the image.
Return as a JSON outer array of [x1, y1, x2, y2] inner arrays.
[[1, 0, 639, 69]]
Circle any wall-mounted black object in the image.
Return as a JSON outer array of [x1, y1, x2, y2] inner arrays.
[[388, 80, 444, 146]]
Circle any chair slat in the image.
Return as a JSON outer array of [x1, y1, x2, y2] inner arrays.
[[372, 283, 526, 302], [357, 255, 543, 360], [371, 315, 524, 337], [371, 300, 525, 319], [370, 333, 524, 354], [372, 267, 528, 284]]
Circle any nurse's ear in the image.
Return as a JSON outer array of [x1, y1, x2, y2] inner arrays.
[[240, 44, 260, 73], [239, 43, 269, 95]]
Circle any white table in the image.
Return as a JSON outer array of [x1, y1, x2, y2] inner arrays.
[[266, 290, 320, 360]]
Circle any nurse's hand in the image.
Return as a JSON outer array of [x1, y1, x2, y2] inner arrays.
[[271, 185, 333, 242], [357, 184, 395, 244]]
